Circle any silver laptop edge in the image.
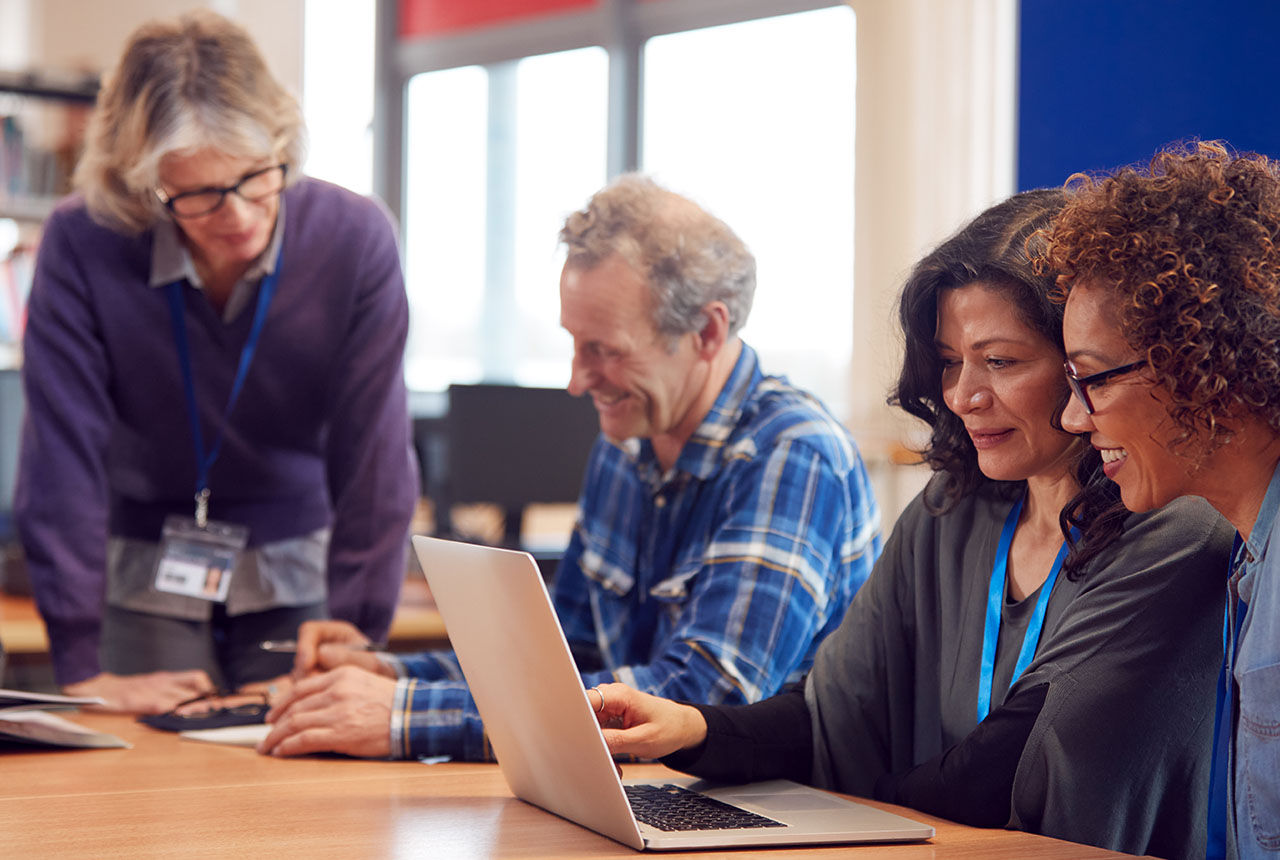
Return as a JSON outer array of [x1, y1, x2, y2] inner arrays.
[[411, 535, 935, 851]]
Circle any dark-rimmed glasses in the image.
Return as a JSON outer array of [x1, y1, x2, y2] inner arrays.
[[155, 163, 287, 218], [136, 689, 270, 733], [1063, 359, 1146, 414]]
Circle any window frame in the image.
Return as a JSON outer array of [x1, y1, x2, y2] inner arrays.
[[373, 0, 848, 226]]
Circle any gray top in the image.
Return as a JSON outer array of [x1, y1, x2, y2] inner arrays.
[[806, 479, 1235, 860]]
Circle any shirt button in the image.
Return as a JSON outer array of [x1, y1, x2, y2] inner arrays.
[[654, 496, 667, 508]]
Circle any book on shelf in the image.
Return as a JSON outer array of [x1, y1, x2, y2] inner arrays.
[[0, 687, 130, 750]]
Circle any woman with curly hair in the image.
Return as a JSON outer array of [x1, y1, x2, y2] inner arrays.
[[587, 188, 1233, 859], [1054, 141, 1280, 860]]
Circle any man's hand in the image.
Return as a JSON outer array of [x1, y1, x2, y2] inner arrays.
[[257, 665, 395, 758], [291, 620, 392, 679], [591, 682, 708, 760], [63, 670, 216, 715], [237, 674, 293, 702]]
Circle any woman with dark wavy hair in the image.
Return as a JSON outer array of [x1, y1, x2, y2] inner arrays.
[[585, 189, 1233, 859], [1055, 141, 1280, 860]]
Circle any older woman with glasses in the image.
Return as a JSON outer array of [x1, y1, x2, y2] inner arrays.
[[1054, 141, 1280, 860], [14, 9, 417, 714]]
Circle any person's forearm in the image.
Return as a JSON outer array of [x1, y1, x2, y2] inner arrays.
[[324, 435, 415, 640], [323, 217, 415, 640], [661, 685, 813, 784], [19, 215, 115, 686], [391, 650, 465, 682], [873, 682, 1049, 826], [394, 677, 492, 761]]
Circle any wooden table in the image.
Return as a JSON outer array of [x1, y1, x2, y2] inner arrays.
[[0, 577, 449, 660], [0, 713, 1133, 859]]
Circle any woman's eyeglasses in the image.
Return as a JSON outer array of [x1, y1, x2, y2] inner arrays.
[[136, 689, 270, 732], [155, 163, 288, 218], [1063, 359, 1146, 414]]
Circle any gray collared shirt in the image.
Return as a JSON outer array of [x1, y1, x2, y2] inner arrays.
[[148, 198, 286, 321], [108, 202, 329, 621]]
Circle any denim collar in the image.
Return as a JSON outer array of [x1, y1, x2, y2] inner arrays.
[[1240, 457, 1280, 571]]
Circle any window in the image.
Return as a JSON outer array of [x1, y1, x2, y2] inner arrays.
[[403, 48, 607, 390], [321, 1, 856, 411], [404, 65, 488, 389], [642, 7, 855, 410], [302, 0, 375, 194]]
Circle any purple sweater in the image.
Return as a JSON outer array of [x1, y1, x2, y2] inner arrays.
[[16, 178, 418, 684]]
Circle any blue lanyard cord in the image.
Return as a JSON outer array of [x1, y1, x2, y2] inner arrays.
[[977, 495, 1074, 724], [166, 266, 280, 522], [1207, 535, 1248, 860]]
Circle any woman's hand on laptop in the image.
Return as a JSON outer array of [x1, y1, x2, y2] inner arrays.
[[591, 682, 708, 760]]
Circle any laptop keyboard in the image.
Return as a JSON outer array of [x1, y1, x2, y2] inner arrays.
[[625, 783, 786, 832]]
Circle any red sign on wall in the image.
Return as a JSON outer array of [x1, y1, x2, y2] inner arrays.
[[399, 0, 597, 39]]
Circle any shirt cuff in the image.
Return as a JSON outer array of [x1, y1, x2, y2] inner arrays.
[[379, 652, 408, 679], [45, 618, 103, 687], [388, 677, 415, 759]]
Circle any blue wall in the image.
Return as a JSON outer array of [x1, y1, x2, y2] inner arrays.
[[1018, 0, 1280, 191]]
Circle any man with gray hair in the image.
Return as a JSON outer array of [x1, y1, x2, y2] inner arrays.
[[260, 174, 882, 761]]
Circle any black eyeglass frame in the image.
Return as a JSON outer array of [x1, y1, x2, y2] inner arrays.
[[1063, 359, 1146, 415], [155, 163, 288, 218]]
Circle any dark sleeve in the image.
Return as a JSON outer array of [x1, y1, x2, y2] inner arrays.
[[15, 207, 114, 685], [322, 199, 418, 640], [1006, 498, 1232, 859], [660, 685, 813, 784], [873, 682, 1049, 826]]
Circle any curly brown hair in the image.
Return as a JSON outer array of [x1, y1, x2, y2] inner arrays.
[[1047, 141, 1280, 452]]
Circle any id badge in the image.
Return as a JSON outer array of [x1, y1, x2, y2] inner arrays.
[[153, 515, 248, 603]]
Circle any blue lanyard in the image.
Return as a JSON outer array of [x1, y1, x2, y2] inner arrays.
[[166, 264, 280, 527], [1207, 535, 1247, 860], [976, 494, 1072, 723]]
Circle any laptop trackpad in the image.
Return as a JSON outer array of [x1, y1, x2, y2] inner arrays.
[[723, 791, 849, 812], [709, 781, 853, 812]]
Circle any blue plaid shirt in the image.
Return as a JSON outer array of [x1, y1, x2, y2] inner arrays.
[[386, 344, 882, 760]]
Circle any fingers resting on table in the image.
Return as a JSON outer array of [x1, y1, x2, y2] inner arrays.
[[63, 670, 216, 715], [258, 664, 395, 759]]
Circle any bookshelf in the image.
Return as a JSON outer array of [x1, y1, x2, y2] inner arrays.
[[0, 68, 97, 222], [0, 67, 98, 367], [0, 70, 99, 104]]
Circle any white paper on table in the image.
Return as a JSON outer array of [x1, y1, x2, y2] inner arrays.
[[0, 710, 130, 749], [179, 723, 272, 747]]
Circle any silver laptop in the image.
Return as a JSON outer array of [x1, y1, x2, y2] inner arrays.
[[411, 535, 935, 851]]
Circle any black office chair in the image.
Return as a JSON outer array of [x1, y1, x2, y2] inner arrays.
[[417, 383, 599, 575]]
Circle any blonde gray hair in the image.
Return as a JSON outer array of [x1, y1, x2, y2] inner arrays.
[[73, 8, 306, 234], [559, 174, 756, 338]]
